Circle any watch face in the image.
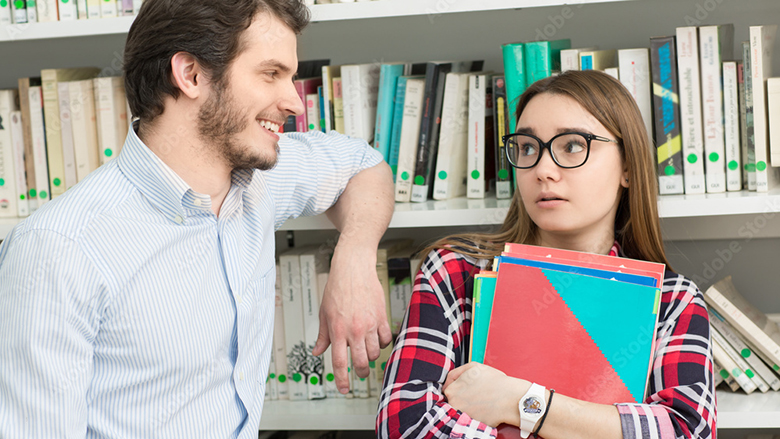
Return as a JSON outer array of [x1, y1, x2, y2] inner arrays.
[[522, 396, 544, 415]]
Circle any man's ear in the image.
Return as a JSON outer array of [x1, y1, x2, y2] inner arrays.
[[170, 52, 204, 100]]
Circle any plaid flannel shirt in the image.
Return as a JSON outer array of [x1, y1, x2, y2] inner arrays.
[[377, 244, 716, 439]]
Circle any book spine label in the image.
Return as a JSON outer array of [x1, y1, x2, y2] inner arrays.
[[100, 0, 116, 17], [650, 37, 684, 195], [580, 54, 593, 70], [58, 0, 76, 20], [121, 0, 133, 15], [467, 74, 486, 199], [266, 350, 278, 400], [394, 78, 424, 202], [723, 62, 742, 191], [29, 86, 51, 208], [87, 0, 100, 18], [676, 27, 706, 194], [332, 77, 345, 134], [273, 266, 290, 400], [10, 111, 29, 217], [17, 79, 36, 209], [57, 82, 78, 190], [560, 49, 581, 72], [699, 26, 727, 193], [493, 76, 512, 199], [750, 25, 779, 192], [0, 92, 17, 218], [280, 254, 307, 401], [305, 93, 319, 132], [412, 64, 451, 203]]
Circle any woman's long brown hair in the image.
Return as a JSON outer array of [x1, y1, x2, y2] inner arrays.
[[419, 70, 671, 269]]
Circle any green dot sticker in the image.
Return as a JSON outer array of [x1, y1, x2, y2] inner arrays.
[[310, 376, 319, 385], [438, 171, 447, 180], [732, 368, 742, 378], [29, 188, 37, 197], [471, 170, 480, 180], [687, 154, 698, 164], [664, 165, 675, 176], [381, 361, 387, 371], [498, 169, 509, 180], [728, 160, 738, 171], [19, 194, 25, 200], [719, 369, 729, 379], [773, 364, 779, 371], [757, 161, 767, 171], [744, 163, 749, 171], [401, 171, 409, 181], [359, 377, 366, 382], [61, 0, 68, 3], [53, 178, 61, 187], [745, 369, 755, 378], [748, 163, 757, 172], [292, 373, 302, 382], [26, 0, 34, 6], [278, 374, 287, 383], [414, 175, 424, 185], [741, 348, 751, 358], [0, 1, 8, 8], [708, 152, 719, 162], [308, 123, 315, 130], [14, 0, 22, 7], [326, 373, 335, 382], [270, 373, 276, 379], [369, 361, 376, 368], [104, 149, 113, 157], [39, 190, 48, 198], [0, 178, 4, 186]]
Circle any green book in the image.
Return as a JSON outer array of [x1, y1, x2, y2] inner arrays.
[[524, 39, 571, 85], [502, 42, 526, 135], [470, 274, 497, 364]]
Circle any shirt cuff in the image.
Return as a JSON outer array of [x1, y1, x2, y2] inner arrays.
[[450, 412, 497, 439]]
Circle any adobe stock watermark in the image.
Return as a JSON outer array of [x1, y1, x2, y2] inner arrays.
[[683, 0, 726, 26], [534, 5, 585, 42]]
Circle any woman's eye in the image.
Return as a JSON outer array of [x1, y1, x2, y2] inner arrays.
[[520, 143, 538, 156], [564, 142, 586, 154]]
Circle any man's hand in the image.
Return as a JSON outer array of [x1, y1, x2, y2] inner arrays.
[[312, 243, 392, 394]]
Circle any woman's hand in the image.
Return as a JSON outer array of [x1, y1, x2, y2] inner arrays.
[[442, 362, 529, 428]]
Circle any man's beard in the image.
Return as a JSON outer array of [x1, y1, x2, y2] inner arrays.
[[197, 79, 279, 171]]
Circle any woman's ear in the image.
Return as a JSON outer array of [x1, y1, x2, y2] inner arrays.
[[621, 169, 629, 188]]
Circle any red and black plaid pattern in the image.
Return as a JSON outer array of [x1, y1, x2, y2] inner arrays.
[[376, 244, 715, 439]]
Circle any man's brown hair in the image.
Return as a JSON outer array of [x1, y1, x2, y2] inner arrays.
[[124, 0, 310, 124]]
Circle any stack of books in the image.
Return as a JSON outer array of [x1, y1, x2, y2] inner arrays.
[[0, 0, 145, 24]]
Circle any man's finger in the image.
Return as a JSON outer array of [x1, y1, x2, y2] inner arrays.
[[330, 338, 350, 394], [365, 331, 381, 362], [350, 340, 370, 378], [378, 318, 393, 349], [312, 317, 330, 357]]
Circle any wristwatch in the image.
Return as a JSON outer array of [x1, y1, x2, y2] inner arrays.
[[518, 383, 546, 438]]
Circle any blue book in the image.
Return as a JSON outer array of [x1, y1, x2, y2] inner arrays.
[[317, 85, 326, 133], [374, 63, 408, 161], [387, 75, 417, 181]]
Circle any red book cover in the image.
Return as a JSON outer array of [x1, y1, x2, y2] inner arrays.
[[294, 77, 323, 133]]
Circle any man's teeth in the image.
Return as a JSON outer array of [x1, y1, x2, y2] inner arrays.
[[259, 120, 280, 133]]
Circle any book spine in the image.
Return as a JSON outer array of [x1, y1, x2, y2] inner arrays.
[[17, 79, 37, 210], [467, 74, 487, 199], [69, 80, 99, 182], [502, 43, 525, 135], [58, 0, 76, 20], [279, 253, 307, 401], [294, 80, 308, 133], [711, 325, 770, 392], [433, 73, 463, 200], [321, 66, 334, 133], [750, 25, 780, 192], [560, 49, 581, 72], [618, 48, 654, 142], [132, 0, 142, 15], [41, 71, 67, 198], [9, 111, 29, 217], [711, 333, 758, 393], [699, 26, 727, 193], [743, 41, 757, 190], [77, 0, 88, 19], [492, 76, 512, 199], [340, 66, 359, 139], [112, 78, 128, 159], [361, 64, 381, 144], [394, 78, 424, 202], [411, 63, 451, 203], [266, 349, 278, 400], [676, 27, 706, 194], [374, 64, 405, 162], [86, 0, 99, 18], [738, 62, 749, 189], [768, 78, 780, 180], [29, 86, 51, 208], [100, 0, 116, 17], [273, 265, 290, 400], [317, 86, 325, 133], [57, 82, 78, 190], [650, 36, 684, 195], [315, 271, 340, 398], [388, 256, 412, 334], [299, 252, 326, 400], [121, 0, 132, 15], [25, 0, 37, 22], [305, 93, 319, 132], [36, 0, 57, 22], [0, 0, 12, 25], [387, 76, 409, 182], [11, 1, 27, 23], [723, 61, 742, 191], [0, 91, 18, 218], [332, 77, 345, 134], [580, 53, 594, 71]]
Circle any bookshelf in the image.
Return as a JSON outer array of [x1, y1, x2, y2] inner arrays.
[[3, 0, 780, 435]]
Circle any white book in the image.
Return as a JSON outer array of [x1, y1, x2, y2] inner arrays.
[[743, 41, 757, 191], [699, 24, 733, 193], [100, 0, 116, 17], [340, 63, 380, 143], [273, 264, 289, 400], [29, 86, 51, 208], [560, 46, 598, 72], [132, 0, 143, 15], [305, 93, 320, 132], [709, 307, 780, 391], [704, 276, 780, 373], [57, 82, 78, 190], [58, 0, 77, 20], [279, 248, 308, 401], [604, 67, 619, 80], [25, 0, 37, 22], [676, 26, 706, 194], [266, 349, 278, 400], [394, 78, 425, 202], [768, 78, 780, 185], [87, 0, 100, 19], [738, 61, 750, 190], [9, 111, 29, 217], [299, 247, 328, 400], [315, 271, 340, 398], [94, 77, 128, 165], [750, 25, 780, 191], [466, 73, 491, 199], [11, 1, 27, 24], [36, 0, 57, 22], [723, 61, 742, 191], [0, 90, 19, 218], [618, 48, 653, 141], [711, 325, 770, 392], [69, 79, 100, 182], [713, 359, 724, 389], [0, 0, 12, 25], [76, 0, 88, 19], [433, 72, 470, 200], [713, 358, 739, 391], [712, 338, 756, 393]]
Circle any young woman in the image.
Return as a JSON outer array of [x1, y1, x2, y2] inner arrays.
[[376, 70, 715, 439]]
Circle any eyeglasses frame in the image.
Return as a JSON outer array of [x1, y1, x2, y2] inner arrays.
[[501, 131, 620, 169]]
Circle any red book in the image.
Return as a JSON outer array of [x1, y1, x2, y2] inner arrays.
[[294, 77, 323, 133]]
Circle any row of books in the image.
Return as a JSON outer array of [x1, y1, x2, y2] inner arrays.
[[706, 276, 780, 394], [501, 24, 780, 195], [0, 0, 144, 25], [265, 239, 419, 401], [0, 69, 129, 218]]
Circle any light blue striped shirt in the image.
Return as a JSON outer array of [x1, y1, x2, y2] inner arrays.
[[0, 126, 383, 438]]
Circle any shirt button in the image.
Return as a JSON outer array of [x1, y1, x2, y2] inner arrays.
[[239, 372, 245, 381], [174, 215, 183, 224], [193, 199, 202, 207]]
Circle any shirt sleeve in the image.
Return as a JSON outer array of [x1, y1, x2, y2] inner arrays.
[[615, 273, 716, 439], [0, 228, 105, 438], [376, 249, 496, 439], [265, 130, 384, 230]]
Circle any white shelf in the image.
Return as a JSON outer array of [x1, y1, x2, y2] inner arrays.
[[259, 397, 378, 431], [0, 0, 635, 43], [257, 391, 780, 431]]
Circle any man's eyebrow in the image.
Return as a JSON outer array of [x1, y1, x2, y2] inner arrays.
[[257, 59, 294, 75]]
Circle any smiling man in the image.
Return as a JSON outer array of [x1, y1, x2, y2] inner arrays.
[[0, 0, 394, 437]]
